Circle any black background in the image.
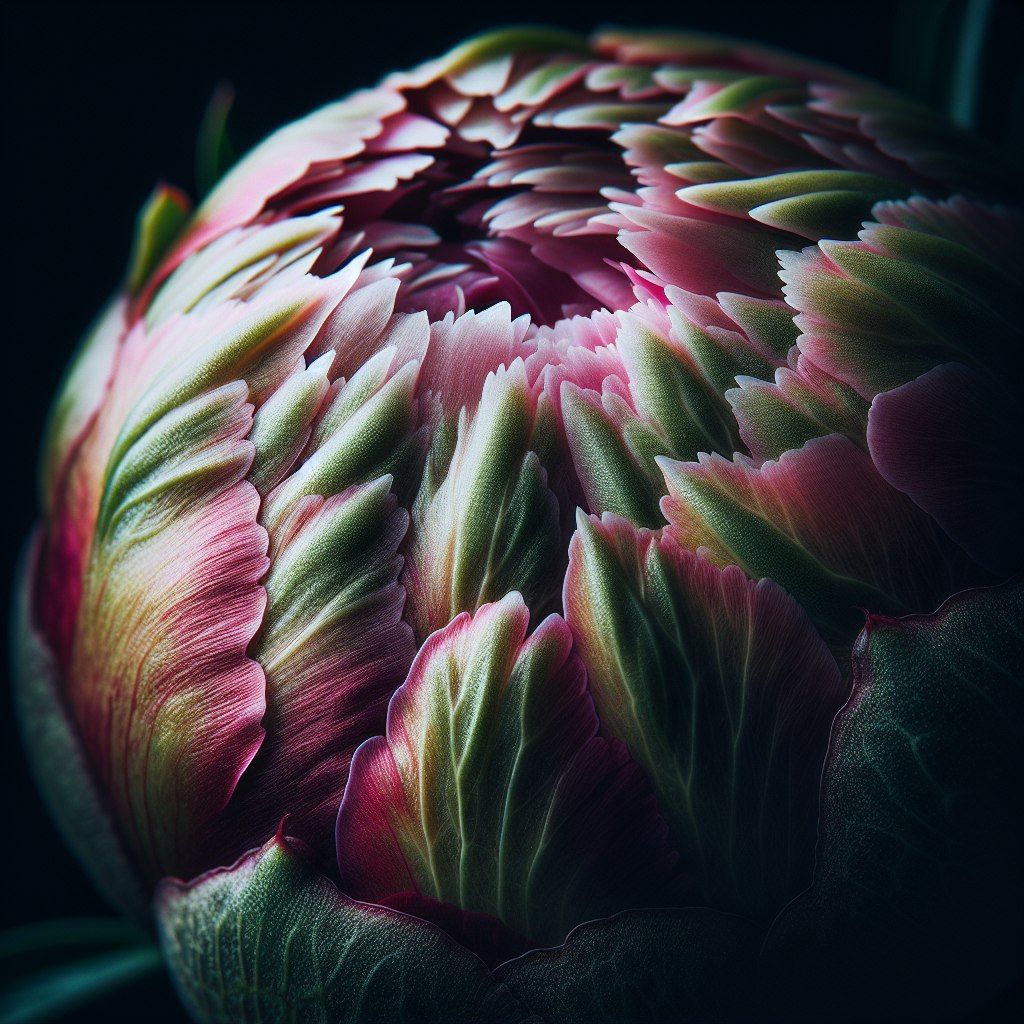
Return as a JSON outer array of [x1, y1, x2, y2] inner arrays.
[[2, 2, 1021, 1020]]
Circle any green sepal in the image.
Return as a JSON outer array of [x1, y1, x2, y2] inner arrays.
[[156, 836, 526, 1024], [196, 83, 235, 199], [763, 581, 1024, 1020]]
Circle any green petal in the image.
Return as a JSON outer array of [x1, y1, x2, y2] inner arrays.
[[565, 514, 845, 918], [404, 361, 561, 640]]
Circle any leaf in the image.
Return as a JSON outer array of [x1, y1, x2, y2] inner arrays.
[[496, 909, 760, 1023], [565, 514, 845, 919], [125, 185, 191, 296], [336, 594, 679, 948], [156, 835, 525, 1024], [0, 945, 163, 1024], [196, 83, 236, 198], [763, 582, 1024, 1020]]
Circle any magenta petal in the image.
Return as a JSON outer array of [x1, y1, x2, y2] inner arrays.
[[68, 478, 269, 881]]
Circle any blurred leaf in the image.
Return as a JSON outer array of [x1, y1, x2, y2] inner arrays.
[[496, 909, 760, 1023], [196, 83, 236, 197], [0, 920, 162, 1024]]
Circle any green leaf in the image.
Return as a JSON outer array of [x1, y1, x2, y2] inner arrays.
[[0, 918, 161, 1024], [156, 836, 525, 1024], [763, 582, 1024, 1019], [196, 83, 236, 198], [125, 185, 191, 295], [0, 946, 163, 1024], [496, 909, 759, 1023]]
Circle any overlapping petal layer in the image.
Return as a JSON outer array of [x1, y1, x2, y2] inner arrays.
[[16, 28, 1022, 1019], [565, 514, 845, 917], [336, 594, 678, 949]]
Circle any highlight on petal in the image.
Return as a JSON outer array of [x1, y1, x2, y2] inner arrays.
[[659, 434, 985, 641], [336, 593, 679, 949], [677, 168, 908, 240], [565, 514, 844, 918]]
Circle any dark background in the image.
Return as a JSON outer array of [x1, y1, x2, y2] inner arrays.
[[2, 2, 1021, 1020]]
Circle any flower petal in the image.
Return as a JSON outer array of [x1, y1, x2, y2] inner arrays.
[[403, 361, 561, 641], [659, 434, 984, 641], [222, 477, 415, 863], [336, 594, 679, 947], [565, 514, 844, 918], [867, 362, 1024, 575]]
